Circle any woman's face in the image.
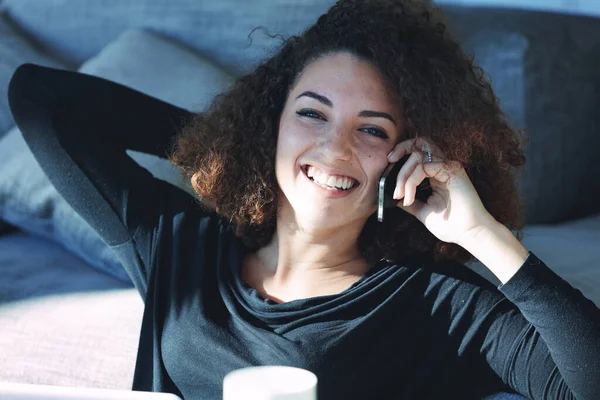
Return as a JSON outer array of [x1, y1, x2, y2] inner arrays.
[[276, 52, 403, 230]]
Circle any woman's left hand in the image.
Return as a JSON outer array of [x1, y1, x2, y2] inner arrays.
[[387, 138, 497, 246]]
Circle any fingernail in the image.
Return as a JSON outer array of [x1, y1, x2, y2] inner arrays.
[[387, 150, 394, 159], [393, 186, 400, 199]]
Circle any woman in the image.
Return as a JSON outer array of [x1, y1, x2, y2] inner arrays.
[[8, 0, 600, 399]]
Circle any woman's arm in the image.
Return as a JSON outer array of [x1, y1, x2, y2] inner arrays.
[[387, 137, 599, 398], [8, 63, 199, 295], [461, 222, 600, 399]]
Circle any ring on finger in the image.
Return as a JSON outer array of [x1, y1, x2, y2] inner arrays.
[[422, 150, 433, 164]]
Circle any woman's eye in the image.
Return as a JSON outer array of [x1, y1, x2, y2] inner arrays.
[[296, 110, 388, 139], [296, 109, 324, 120], [361, 127, 389, 140]]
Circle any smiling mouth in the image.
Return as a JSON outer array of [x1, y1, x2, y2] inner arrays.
[[301, 165, 360, 191]]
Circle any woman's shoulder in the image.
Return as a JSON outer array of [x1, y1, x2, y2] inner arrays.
[[384, 257, 505, 307], [426, 259, 499, 292], [385, 255, 499, 292]]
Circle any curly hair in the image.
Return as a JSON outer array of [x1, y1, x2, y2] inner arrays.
[[168, 0, 528, 267]]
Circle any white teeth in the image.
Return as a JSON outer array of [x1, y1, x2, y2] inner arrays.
[[315, 173, 329, 186], [341, 177, 350, 189], [304, 165, 356, 190], [326, 176, 337, 187]]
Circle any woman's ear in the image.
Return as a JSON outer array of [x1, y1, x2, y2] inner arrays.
[[201, 197, 217, 210], [191, 171, 217, 210], [191, 171, 201, 193]]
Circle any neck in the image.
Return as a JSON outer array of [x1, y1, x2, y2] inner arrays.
[[244, 208, 372, 302]]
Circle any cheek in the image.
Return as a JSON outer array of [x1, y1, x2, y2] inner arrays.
[[357, 135, 394, 157], [358, 150, 390, 201], [275, 122, 306, 181], [356, 146, 389, 173], [277, 120, 315, 161]]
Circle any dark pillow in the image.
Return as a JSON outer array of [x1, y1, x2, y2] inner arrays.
[[446, 6, 600, 224]]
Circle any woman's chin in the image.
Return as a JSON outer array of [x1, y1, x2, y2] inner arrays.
[[280, 195, 369, 229], [293, 208, 359, 230]]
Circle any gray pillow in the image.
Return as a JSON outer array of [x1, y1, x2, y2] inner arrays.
[[0, 11, 64, 137], [0, 29, 233, 283], [78, 29, 234, 193]]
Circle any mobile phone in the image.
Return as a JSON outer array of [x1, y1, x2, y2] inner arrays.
[[377, 155, 431, 222]]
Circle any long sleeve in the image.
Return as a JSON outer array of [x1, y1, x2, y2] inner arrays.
[[423, 249, 600, 399], [491, 252, 600, 399], [8, 63, 199, 297]]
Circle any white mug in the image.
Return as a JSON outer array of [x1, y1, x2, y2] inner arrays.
[[223, 366, 318, 400]]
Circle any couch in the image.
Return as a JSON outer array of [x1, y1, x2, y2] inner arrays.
[[0, 0, 599, 398]]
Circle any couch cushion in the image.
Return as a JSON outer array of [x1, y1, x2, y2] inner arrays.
[[0, 232, 141, 389], [0, 11, 64, 138], [0, 29, 233, 283]]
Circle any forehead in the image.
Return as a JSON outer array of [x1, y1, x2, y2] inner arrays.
[[293, 52, 398, 107]]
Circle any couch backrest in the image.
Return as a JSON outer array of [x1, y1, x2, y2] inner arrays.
[[2, 0, 335, 75], [443, 6, 600, 224]]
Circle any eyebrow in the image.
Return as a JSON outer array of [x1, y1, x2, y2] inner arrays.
[[296, 90, 397, 125]]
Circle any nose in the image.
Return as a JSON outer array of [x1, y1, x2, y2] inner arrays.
[[318, 126, 353, 162]]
